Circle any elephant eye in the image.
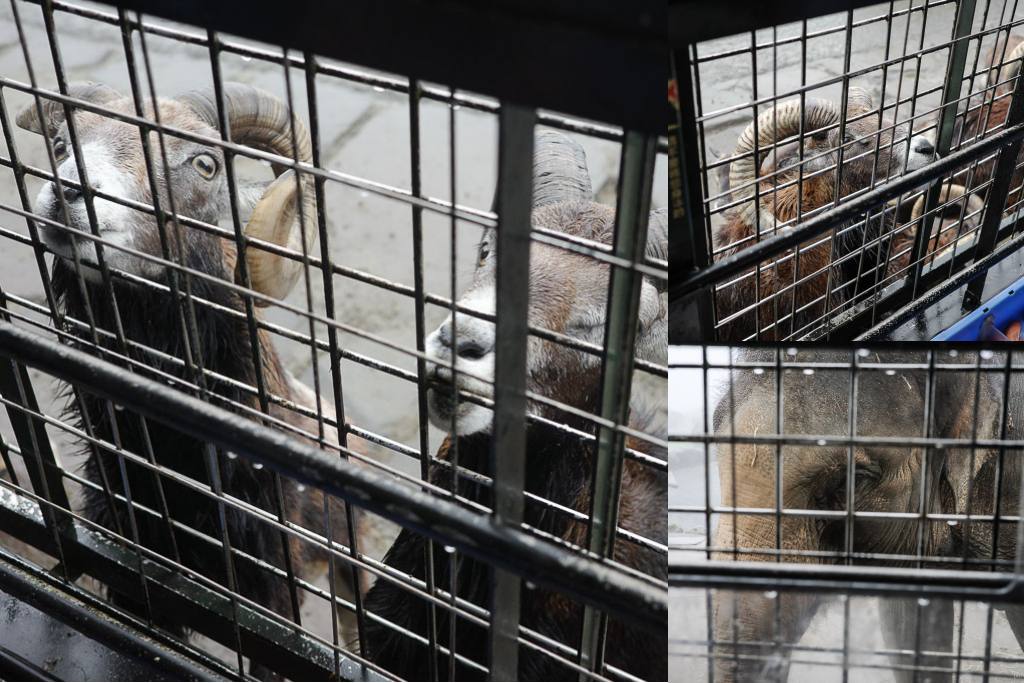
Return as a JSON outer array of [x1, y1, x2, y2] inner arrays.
[[854, 460, 882, 481]]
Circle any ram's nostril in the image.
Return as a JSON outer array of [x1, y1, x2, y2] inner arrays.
[[914, 138, 935, 156], [456, 339, 490, 360]]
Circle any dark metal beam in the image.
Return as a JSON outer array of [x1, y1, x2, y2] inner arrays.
[[578, 130, 656, 676], [0, 546, 230, 681], [0, 320, 667, 635], [93, 0, 665, 134], [668, 46, 714, 343], [857, 217, 1024, 339], [902, 0, 976, 302], [963, 65, 1024, 308], [670, 558, 1024, 603], [0, 486, 380, 681], [487, 103, 535, 681]]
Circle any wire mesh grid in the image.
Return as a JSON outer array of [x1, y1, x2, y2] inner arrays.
[[0, 0, 669, 679], [672, 0, 1024, 342], [669, 345, 1024, 682]]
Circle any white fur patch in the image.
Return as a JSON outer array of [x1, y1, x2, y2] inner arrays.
[[424, 284, 498, 435], [906, 133, 935, 172], [35, 140, 161, 280]]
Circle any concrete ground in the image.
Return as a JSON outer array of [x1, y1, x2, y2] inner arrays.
[[0, 0, 668, 673]]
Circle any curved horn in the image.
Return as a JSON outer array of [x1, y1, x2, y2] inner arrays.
[[844, 86, 875, 117], [646, 208, 668, 292], [177, 83, 316, 301], [986, 34, 1024, 89], [16, 82, 122, 138], [729, 97, 839, 229], [910, 183, 985, 224], [531, 130, 593, 209], [996, 39, 1024, 88]]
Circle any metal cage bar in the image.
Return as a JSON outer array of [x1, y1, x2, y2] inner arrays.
[[0, 319, 668, 627], [487, 103, 535, 680]]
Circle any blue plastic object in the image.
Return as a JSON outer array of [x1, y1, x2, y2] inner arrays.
[[932, 274, 1024, 340]]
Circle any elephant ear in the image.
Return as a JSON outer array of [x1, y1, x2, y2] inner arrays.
[[932, 359, 1003, 518]]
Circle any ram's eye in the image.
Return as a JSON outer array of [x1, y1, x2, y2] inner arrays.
[[191, 153, 218, 179], [477, 242, 490, 266], [52, 139, 67, 160], [812, 131, 828, 142]]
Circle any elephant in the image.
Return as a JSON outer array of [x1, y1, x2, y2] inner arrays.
[[709, 349, 1024, 682]]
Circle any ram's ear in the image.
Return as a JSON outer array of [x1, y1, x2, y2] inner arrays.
[[634, 279, 666, 364], [236, 180, 272, 224], [646, 208, 667, 293], [16, 82, 122, 138]]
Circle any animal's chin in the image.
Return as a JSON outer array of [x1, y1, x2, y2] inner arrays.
[[426, 383, 494, 436], [40, 228, 103, 282], [42, 222, 168, 285]]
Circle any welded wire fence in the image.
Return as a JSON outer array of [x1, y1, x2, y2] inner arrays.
[[668, 345, 1024, 682], [0, 0, 668, 679], [671, 0, 1024, 342]]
